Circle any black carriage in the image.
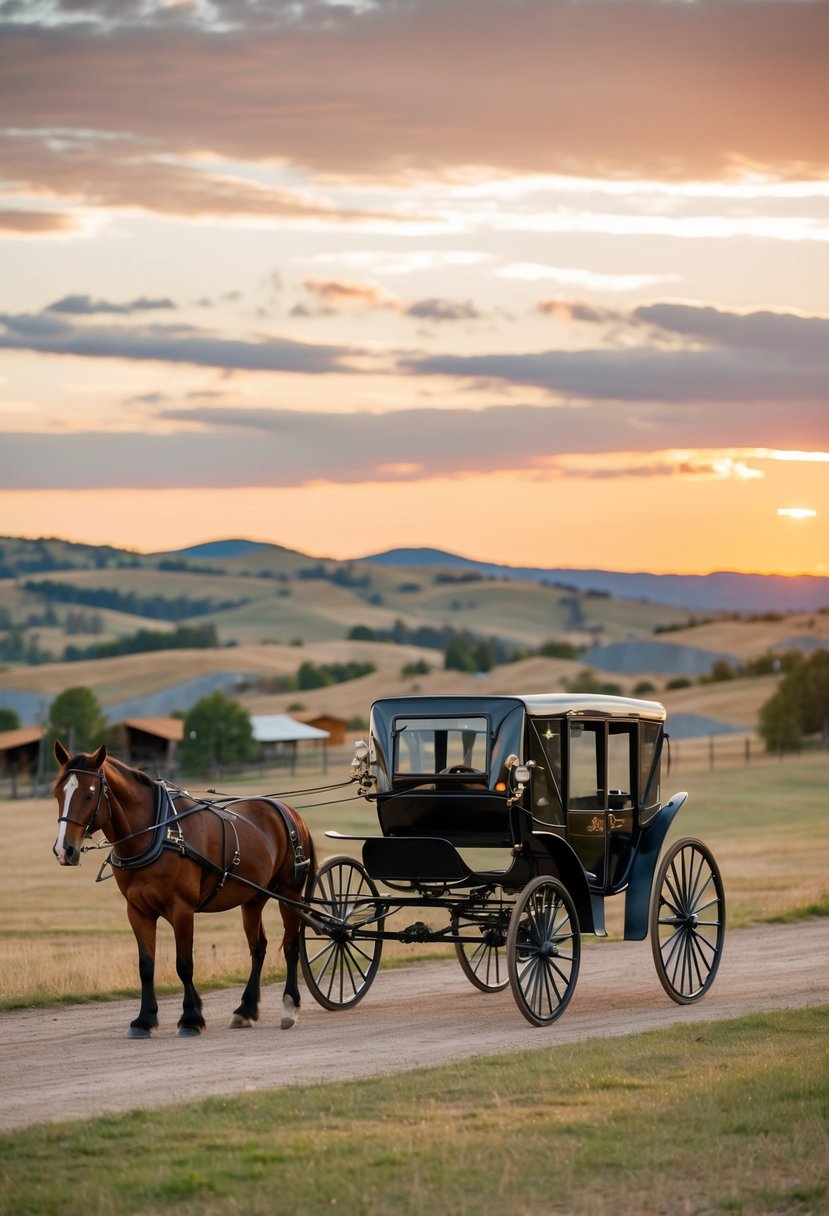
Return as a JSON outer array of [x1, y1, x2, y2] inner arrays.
[[299, 694, 726, 1025]]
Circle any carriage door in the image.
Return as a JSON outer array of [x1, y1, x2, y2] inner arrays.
[[566, 719, 637, 892], [566, 720, 608, 888]]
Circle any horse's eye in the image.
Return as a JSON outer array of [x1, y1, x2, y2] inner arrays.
[[86, 788, 94, 798]]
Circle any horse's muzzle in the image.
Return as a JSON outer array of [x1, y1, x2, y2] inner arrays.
[[56, 843, 81, 866]]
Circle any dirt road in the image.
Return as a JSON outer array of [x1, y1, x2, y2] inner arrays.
[[2, 921, 827, 1132]]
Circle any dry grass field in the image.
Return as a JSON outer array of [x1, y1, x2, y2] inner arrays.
[[2, 748, 826, 1011]]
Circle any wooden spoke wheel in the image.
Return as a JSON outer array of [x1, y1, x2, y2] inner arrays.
[[300, 856, 384, 1011], [507, 877, 580, 1026], [452, 901, 511, 992], [650, 837, 726, 1004]]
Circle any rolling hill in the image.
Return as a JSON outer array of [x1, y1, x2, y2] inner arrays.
[[1, 535, 826, 738]]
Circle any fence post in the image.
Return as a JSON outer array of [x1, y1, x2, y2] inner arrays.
[[708, 736, 715, 770]]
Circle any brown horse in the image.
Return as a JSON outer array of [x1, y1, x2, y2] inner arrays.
[[51, 740, 316, 1039]]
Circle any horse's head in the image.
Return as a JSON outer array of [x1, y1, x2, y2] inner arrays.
[[52, 740, 109, 866]]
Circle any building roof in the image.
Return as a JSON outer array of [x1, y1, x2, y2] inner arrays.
[[123, 717, 185, 742], [251, 714, 330, 743], [0, 727, 43, 751]]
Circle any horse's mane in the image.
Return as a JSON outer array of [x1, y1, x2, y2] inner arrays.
[[104, 754, 157, 788]]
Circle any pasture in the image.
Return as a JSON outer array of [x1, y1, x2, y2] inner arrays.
[[2, 749, 827, 1011], [0, 1007, 826, 1215]]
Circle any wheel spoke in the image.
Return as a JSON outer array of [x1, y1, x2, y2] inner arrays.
[[651, 838, 725, 1005], [301, 857, 384, 1011], [507, 877, 580, 1026]]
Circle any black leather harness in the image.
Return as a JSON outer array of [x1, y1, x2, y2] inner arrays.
[[104, 781, 311, 908]]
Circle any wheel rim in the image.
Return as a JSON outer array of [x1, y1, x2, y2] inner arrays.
[[652, 840, 725, 1003], [301, 859, 383, 1010], [508, 879, 580, 1025], [453, 911, 510, 992]]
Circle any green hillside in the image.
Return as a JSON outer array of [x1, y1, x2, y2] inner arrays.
[[3, 535, 825, 739], [0, 534, 691, 664]]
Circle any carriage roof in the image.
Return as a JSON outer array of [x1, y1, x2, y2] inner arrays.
[[369, 692, 667, 724]]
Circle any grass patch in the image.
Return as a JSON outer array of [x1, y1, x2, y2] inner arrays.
[[763, 892, 829, 924], [0, 1006, 827, 1216]]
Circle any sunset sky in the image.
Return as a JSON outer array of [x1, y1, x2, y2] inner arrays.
[[1, 0, 827, 575]]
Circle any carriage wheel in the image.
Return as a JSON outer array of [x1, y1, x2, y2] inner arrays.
[[650, 837, 726, 1004], [300, 856, 384, 1011], [507, 877, 580, 1026], [452, 903, 510, 992]]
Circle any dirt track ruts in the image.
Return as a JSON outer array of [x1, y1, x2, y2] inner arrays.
[[2, 920, 827, 1132]]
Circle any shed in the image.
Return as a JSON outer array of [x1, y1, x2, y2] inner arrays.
[[251, 713, 330, 772], [121, 716, 184, 777], [0, 727, 43, 796], [294, 712, 348, 746]]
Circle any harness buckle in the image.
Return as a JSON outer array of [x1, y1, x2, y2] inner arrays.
[[166, 823, 187, 854]]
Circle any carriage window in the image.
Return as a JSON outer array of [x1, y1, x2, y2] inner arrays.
[[608, 723, 636, 806], [568, 722, 603, 810], [393, 716, 488, 775], [640, 720, 663, 817], [527, 719, 564, 825]]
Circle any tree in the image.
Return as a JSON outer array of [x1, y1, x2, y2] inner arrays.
[[758, 650, 829, 753], [46, 686, 108, 757], [0, 707, 21, 732], [178, 692, 256, 775], [444, 633, 477, 673]]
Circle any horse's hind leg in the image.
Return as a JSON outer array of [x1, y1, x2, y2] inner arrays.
[[170, 904, 205, 1037], [279, 902, 304, 1030], [230, 898, 268, 1029], [126, 904, 160, 1038]]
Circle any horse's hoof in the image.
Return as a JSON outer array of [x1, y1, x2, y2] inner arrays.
[[127, 1026, 152, 1039], [229, 1014, 253, 1029], [176, 1025, 203, 1038], [280, 998, 298, 1030]]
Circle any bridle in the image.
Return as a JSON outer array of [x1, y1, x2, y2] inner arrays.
[[56, 766, 111, 838]]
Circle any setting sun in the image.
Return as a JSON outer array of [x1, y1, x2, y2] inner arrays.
[[777, 507, 817, 520]]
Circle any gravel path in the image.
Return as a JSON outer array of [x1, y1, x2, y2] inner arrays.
[[2, 920, 827, 1132]]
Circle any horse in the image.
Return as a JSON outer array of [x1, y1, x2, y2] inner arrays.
[[51, 739, 316, 1039]]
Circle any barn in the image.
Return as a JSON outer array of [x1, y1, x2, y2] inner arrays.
[[251, 713, 331, 772]]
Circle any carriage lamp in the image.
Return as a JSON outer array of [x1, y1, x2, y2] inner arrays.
[[350, 738, 371, 782], [506, 760, 535, 807]]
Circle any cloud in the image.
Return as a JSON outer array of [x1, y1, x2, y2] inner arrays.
[[405, 298, 481, 322], [0, 311, 360, 373], [537, 300, 629, 326], [0, 209, 77, 235], [1, 0, 827, 191], [46, 294, 176, 315], [1, 400, 826, 491], [406, 303, 829, 404], [295, 278, 401, 315], [0, 131, 406, 224], [634, 303, 829, 357]]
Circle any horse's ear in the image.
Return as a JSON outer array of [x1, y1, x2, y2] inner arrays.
[[91, 743, 107, 770], [54, 739, 71, 767]]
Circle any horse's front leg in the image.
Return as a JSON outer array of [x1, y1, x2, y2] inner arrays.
[[170, 904, 205, 1037], [230, 898, 268, 1029], [280, 905, 303, 1030], [126, 903, 159, 1039]]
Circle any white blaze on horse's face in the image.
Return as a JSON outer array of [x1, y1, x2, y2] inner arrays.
[[53, 772, 79, 864]]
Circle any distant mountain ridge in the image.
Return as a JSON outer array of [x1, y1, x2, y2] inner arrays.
[[358, 547, 829, 613], [172, 539, 284, 560], [2, 534, 826, 614]]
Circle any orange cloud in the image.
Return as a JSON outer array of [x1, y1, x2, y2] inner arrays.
[[1, 1, 827, 189]]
